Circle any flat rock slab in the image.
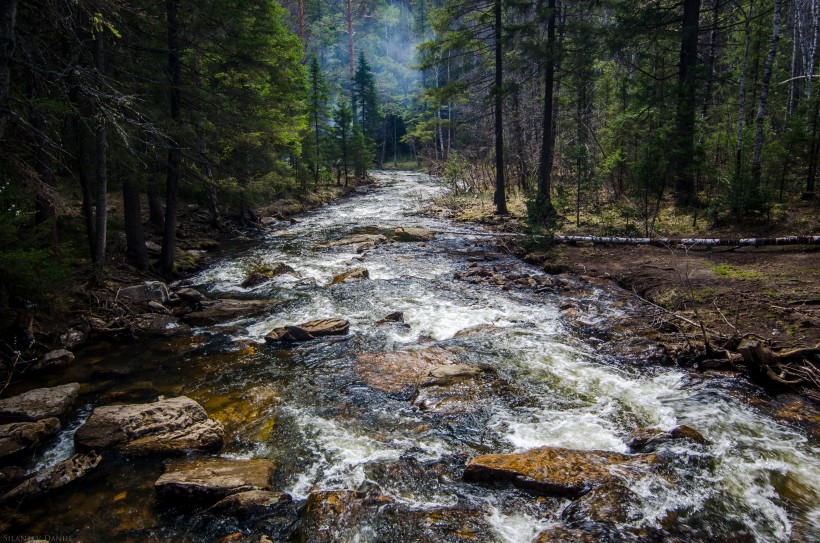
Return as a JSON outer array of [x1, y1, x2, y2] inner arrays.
[[315, 234, 387, 250], [74, 396, 224, 455], [155, 457, 276, 504], [0, 418, 61, 464], [265, 319, 350, 343], [463, 446, 661, 498], [184, 299, 279, 327], [561, 482, 642, 526], [301, 489, 394, 543], [1, 452, 101, 504], [0, 383, 80, 422], [389, 227, 435, 242], [355, 349, 483, 394]]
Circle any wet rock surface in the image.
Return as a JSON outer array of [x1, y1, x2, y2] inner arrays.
[[1, 452, 101, 504], [183, 299, 281, 326], [330, 267, 369, 285], [0, 383, 80, 422], [155, 457, 277, 504], [561, 482, 642, 525], [75, 396, 224, 454], [464, 446, 661, 498], [0, 418, 60, 464], [626, 425, 708, 452], [265, 318, 350, 342], [241, 262, 295, 288]]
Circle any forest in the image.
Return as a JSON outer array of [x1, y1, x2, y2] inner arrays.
[[0, 0, 818, 315]]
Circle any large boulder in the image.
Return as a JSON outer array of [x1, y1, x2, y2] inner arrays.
[[175, 287, 209, 303], [118, 281, 169, 303], [207, 489, 294, 519], [184, 299, 280, 327], [0, 452, 101, 504], [265, 319, 349, 343], [330, 267, 369, 285], [463, 446, 661, 498], [155, 457, 276, 504], [0, 383, 80, 422], [74, 396, 224, 455], [0, 418, 61, 465]]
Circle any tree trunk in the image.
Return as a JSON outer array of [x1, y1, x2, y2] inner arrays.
[[536, 0, 556, 218], [146, 176, 164, 230], [493, 0, 506, 215], [122, 176, 148, 270], [75, 115, 96, 259], [160, 0, 182, 277], [673, 0, 701, 207], [92, 16, 107, 281], [345, 0, 356, 120], [0, 0, 18, 144], [29, 84, 55, 226], [734, 0, 753, 216], [750, 0, 782, 189], [806, 83, 819, 195]]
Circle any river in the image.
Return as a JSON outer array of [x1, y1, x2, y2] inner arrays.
[[13, 171, 820, 542]]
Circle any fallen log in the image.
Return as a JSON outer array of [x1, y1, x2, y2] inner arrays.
[[426, 230, 820, 247]]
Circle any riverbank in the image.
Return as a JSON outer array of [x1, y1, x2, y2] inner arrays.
[[1, 178, 374, 395], [424, 192, 820, 403]]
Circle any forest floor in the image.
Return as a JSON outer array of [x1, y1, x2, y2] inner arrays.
[[426, 190, 820, 402]]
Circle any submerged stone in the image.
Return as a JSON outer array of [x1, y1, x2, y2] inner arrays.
[[155, 457, 276, 505], [0, 383, 80, 422], [464, 446, 661, 498], [74, 396, 224, 455]]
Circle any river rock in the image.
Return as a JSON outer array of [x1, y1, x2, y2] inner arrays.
[[241, 262, 295, 288], [626, 425, 708, 452], [0, 466, 27, 488], [532, 524, 627, 543], [265, 318, 349, 343], [300, 489, 394, 543], [0, 418, 61, 465], [390, 227, 435, 242], [155, 457, 276, 504], [376, 311, 404, 325], [184, 299, 280, 327], [330, 267, 369, 285], [131, 313, 190, 337], [30, 349, 75, 372], [175, 287, 209, 303], [317, 234, 387, 249], [145, 240, 162, 255], [0, 383, 80, 422], [118, 281, 170, 303], [561, 482, 642, 526], [207, 490, 294, 519], [58, 328, 87, 349], [74, 396, 224, 455], [356, 349, 482, 395], [463, 446, 661, 498], [1, 452, 101, 504]]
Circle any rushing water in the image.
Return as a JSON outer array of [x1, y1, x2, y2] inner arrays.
[[10, 171, 820, 542]]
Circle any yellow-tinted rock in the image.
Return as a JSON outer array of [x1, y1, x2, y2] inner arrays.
[[464, 446, 660, 498]]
